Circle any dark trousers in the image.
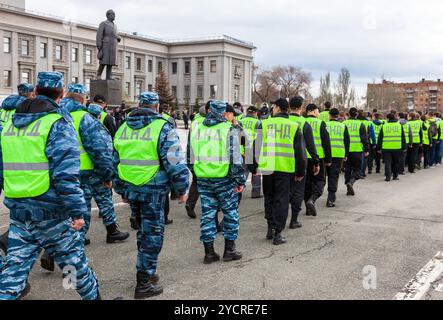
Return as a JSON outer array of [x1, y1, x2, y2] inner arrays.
[[361, 154, 367, 176], [327, 158, 343, 197], [417, 146, 423, 167], [399, 149, 406, 174], [423, 145, 431, 168], [263, 173, 292, 233], [407, 145, 419, 173], [430, 140, 438, 166], [345, 152, 362, 185], [290, 174, 306, 221], [186, 173, 200, 210], [304, 159, 326, 202], [165, 193, 170, 221], [383, 151, 401, 180], [368, 146, 381, 173]]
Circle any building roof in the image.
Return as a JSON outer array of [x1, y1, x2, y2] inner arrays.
[[0, 3, 256, 49]]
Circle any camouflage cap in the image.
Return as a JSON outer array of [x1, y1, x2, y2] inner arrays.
[[37, 71, 64, 89], [139, 92, 160, 105], [87, 103, 103, 118], [67, 83, 87, 94], [17, 83, 35, 95], [209, 100, 227, 114]]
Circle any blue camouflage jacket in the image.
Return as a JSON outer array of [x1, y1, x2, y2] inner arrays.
[[113, 108, 190, 202], [59, 98, 114, 183], [200, 112, 246, 187], [1, 95, 25, 111], [0, 96, 88, 221]]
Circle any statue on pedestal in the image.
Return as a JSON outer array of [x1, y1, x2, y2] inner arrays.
[[96, 9, 121, 80]]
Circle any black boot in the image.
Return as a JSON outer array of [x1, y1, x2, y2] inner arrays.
[[306, 197, 317, 217], [18, 282, 31, 300], [346, 182, 355, 196], [130, 217, 140, 230], [40, 251, 55, 272], [84, 238, 91, 246], [327, 193, 336, 208], [273, 232, 287, 246], [223, 240, 243, 262], [266, 221, 274, 240], [185, 205, 197, 219], [289, 213, 302, 229], [204, 243, 220, 265], [0, 231, 8, 254], [134, 272, 163, 300], [106, 223, 130, 244]]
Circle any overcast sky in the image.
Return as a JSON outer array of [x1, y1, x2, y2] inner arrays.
[[27, 0, 443, 99]]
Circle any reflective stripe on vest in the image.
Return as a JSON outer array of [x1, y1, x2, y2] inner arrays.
[[191, 121, 232, 178], [1, 113, 62, 198], [71, 110, 94, 171], [344, 119, 363, 153], [258, 117, 298, 173], [326, 121, 346, 158], [114, 119, 166, 186], [382, 122, 402, 150], [305, 117, 325, 159], [0, 109, 15, 124], [409, 120, 422, 144]]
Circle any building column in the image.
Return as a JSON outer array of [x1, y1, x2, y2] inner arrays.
[[130, 52, 135, 101], [11, 31, 19, 90], [190, 57, 197, 102], [0, 30, 4, 93], [203, 56, 210, 101], [78, 43, 84, 84], [177, 58, 184, 104]]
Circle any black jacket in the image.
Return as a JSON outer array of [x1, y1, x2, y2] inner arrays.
[[103, 114, 117, 139]]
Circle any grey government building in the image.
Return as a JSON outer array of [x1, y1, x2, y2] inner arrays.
[[0, 0, 255, 107]]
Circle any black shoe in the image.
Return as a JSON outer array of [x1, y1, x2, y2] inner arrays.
[[393, 177, 400, 181], [0, 231, 8, 254], [18, 282, 31, 300], [223, 240, 243, 262], [346, 183, 355, 196], [130, 217, 140, 231], [40, 251, 55, 272], [306, 198, 317, 217], [251, 193, 263, 199], [273, 233, 287, 246], [399, 173, 405, 176], [289, 220, 302, 230], [106, 223, 130, 244], [204, 243, 220, 265], [98, 212, 103, 219], [385, 178, 391, 182], [134, 272, 163, 300], [185, 205, 197, 219], [165, 219, 174, 225], [266, 227, 275, 240], [84, 238, 91, 246], [368, 170, 372, 175], [327, 194, 336, 208], [376, 169, 381, 174], [327, 200, 336, 208]]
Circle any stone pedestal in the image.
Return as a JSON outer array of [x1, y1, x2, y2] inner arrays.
[[90, 80, 122, 106]]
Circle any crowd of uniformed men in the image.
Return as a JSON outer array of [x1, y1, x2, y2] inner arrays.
[[0, 71, 441, 300]]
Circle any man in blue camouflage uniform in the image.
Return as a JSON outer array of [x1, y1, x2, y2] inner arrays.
[[190, 101, 246, 265], [36, 84, 129, 272], [0, 83, 36, 257], [0, 72, 100, 300], [114, 92, 190, 299]]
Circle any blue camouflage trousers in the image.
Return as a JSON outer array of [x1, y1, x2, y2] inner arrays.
[[135, 191, 167, 277], [0, 219, 99, 300], [81, 175, 117, 236], [198, 178, 240, 244]]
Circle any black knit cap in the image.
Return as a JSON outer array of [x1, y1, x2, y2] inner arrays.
[[306, 103, 319, 113]]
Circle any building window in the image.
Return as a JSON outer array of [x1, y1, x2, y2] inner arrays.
[[3, 70, 11, 87], [172, 62, 177, 74], [125, 82, 131, 96], [197, 60, 204, 73], [55, 45, 62, 60], [184, 61, 191, 74], [234, 66, 242, 79], [197, 85, 203, 99], [210, 85, 217, 98], [85, 78, 91, 91], [72, 48, 78, 62], [125, 56, 131, 69], [148, 84, 153, 92], [172, 86, 177, 98], [210, 60, 217, 73], [157, 61, 163, 74], [21, 71, 30, 84], [3, 37, 11, 53], [148, 60, 153, 73], [184, 85, 190, 99], [136, 81, 142, 97], [234, 85, 240, 101], [85, 49, 92, 64], [40, 42, 47, 58], [72, 77, 78, 84], [136, 58, 142, 71], [21, 40, 29, 56]]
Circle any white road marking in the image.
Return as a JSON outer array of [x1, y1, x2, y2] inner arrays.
[[395, 252, 443, 300]]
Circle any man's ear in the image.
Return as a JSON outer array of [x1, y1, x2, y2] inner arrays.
[[57, 88, 65, 102]]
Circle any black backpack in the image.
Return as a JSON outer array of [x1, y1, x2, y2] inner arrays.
[[429, 121, 438, 137]]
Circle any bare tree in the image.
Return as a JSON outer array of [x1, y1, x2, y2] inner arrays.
[[252, 65, 279, 104], [335, 68, 352, 109], [318, 72, 333, 104]]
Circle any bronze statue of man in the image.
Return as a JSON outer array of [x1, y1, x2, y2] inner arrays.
[[96, 10, 121, 80]]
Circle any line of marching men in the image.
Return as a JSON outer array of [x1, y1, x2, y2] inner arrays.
[[0, 71, 440, 300]]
